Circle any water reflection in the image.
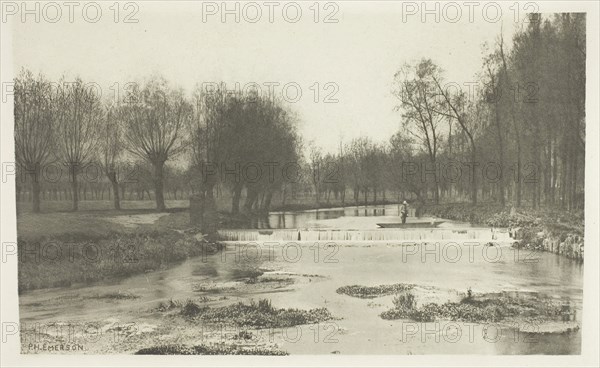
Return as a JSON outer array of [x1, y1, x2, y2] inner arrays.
[[241, 205, 398, 229]]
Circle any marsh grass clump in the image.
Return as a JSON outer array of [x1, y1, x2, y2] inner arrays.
[[181, 299, 207, 317], [234, 330, 254, 340], [380, 291, 419, 320], [177, 298, 333, 328], [393, 293, 417, 310], [380, 291, 570, 323], [466, 287, 473, 300], [257, 298, 274, 313], [336, 284, 414, 298], [89, 291, 140, 300], [157, 298, 184, 312], [135, 344, 288, 355], [246, 276, 294, 284]]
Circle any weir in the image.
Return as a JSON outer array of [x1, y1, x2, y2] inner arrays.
[[217, 227, 512, 243]]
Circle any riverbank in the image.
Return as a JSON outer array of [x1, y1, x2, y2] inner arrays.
[[16, 210, 220, 292], [420, 203, 584, 261]]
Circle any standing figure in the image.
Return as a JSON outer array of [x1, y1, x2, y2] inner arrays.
[[400, 200, 409, 224]]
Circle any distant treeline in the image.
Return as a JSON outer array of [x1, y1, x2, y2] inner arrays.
[[14, 13, 584, 213]]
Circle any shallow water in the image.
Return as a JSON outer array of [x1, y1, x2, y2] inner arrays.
[[19, 206, 583, 355], [243, 204, 424, 229]]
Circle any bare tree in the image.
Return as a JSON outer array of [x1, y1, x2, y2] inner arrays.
[[394, 59, 444, 204], [191, 85, 228, 202], [483, 39, 507, 206], [432, 75, 479, 205], [121, 77, 191, 211], [100, 106, 123, 210], [14, 69, 55, 213], [54, 78, 103, 211], [308, 141, 324, 204]]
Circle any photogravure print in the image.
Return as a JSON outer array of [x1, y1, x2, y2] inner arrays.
[[0, 1, 597, 366]]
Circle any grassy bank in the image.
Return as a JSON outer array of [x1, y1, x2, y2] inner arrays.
[[16, 199, 189, 215], [420, 203, 584, 260], [17, 230, 219, 292], [16, 208, 219, 292], [420, 203, 583, 230]]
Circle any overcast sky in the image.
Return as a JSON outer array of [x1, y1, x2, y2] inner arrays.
[[10, 1, 531, 153]]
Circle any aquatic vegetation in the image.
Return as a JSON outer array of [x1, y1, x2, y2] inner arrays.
[[393, 293, 417, 310], [336, 284, 414, 298], [193, 284, 236, 293], [234, 330, 254, 340], [89, 291, 140, 300], [380, 291, 570, 323], [181, 299, 204, 317], [157, 299, 184, 312], [245, 276, 295, 286], [177, 298, 334, 328], [135, 344, 288, 355]]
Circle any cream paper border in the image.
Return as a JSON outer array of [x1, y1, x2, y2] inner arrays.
[[1, 1, 598, 366]]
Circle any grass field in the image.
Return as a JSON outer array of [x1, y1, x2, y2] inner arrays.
[[16, 199, 190, 215], [15, 199, 214, 292], [16, 190, 408, 215]]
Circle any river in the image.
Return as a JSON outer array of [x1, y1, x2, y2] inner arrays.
[[19, 205, 583, 354]]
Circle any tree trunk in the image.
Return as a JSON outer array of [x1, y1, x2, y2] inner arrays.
[[244, 187, 259, 213], [71, 174, 79, 211], [493, 104, 505, 206], [153, 161, 166, 211], [231, 184, 243, 214], [551, 137, 558, 205], [470, 146, 477, 205], [433, 174, 440, 205], [108, 171, 121, 210], [263, 190, 273, 211], [31, 173, 41, 213], [570, 147, 578, 210], [516, 142, 522, 207]]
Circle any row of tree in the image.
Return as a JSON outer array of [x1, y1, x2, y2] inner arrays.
[[14, 162, 194, 203], [14, 73, 301, 213], [392, 13, 584, 209], [304, 13, 585, 210]]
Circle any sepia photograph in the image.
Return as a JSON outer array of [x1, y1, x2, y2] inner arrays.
[[0, 1, 598, 366]]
